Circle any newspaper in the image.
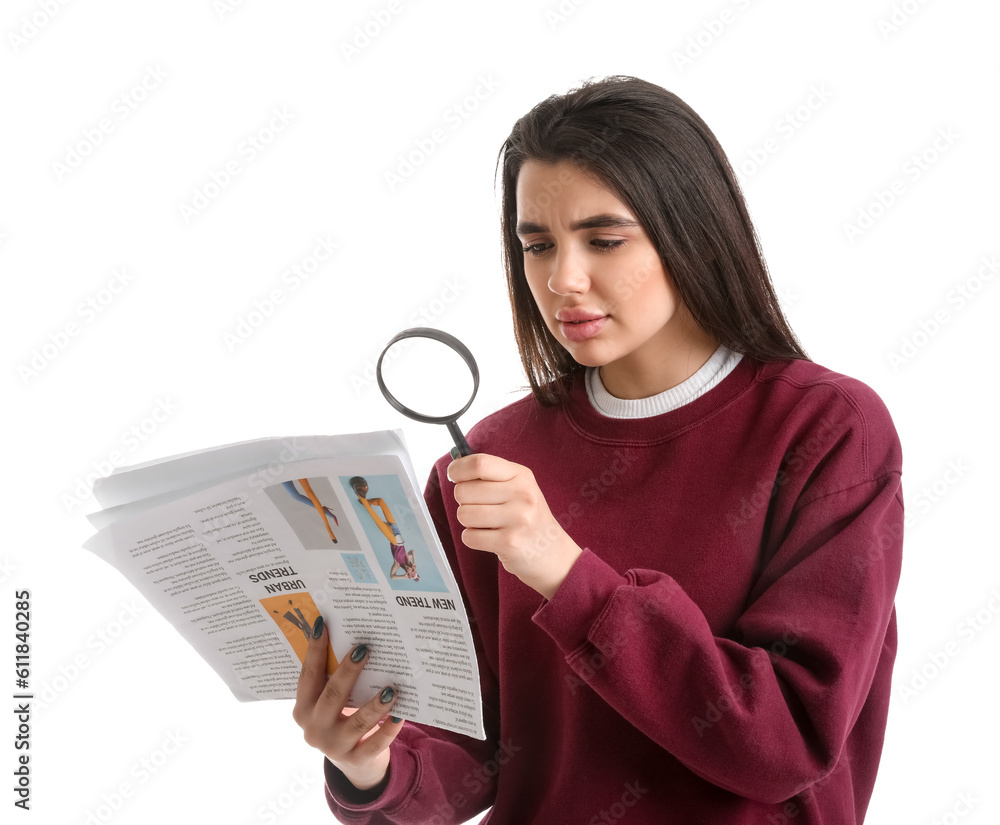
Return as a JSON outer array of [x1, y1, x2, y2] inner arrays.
[[83, 430, 485, 740]]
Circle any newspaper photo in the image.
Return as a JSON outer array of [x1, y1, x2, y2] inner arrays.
[[83, 430, 485, 740]]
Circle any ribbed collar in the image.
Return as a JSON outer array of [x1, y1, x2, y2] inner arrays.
[[585, 345, 744, 419], [563, 349, 759, 445]]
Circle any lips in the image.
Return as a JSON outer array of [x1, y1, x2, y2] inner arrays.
[[556, 308, 605, 323], [556, 309, 608, 342]]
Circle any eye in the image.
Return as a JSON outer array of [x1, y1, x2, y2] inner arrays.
[[591, 238, 626, 252], [521, 242, 552, 257]]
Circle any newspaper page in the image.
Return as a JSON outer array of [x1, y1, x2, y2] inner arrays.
[[83, 431, 485, 740]]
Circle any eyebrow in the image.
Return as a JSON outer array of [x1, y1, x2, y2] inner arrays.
[[515, 214, 640, 236]]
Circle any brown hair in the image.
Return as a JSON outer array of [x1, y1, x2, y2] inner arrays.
[[496, 75, 809, 405]]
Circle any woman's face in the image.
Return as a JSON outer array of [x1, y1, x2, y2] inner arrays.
[[515, 159, 716, 399]]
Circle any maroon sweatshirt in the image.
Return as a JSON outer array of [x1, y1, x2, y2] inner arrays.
[[324, 355, 904, 824]]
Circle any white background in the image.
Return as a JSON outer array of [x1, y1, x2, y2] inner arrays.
[[3, 0, 998, 823]]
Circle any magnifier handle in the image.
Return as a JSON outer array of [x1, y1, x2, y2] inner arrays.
[[447, 421, 473, 459]]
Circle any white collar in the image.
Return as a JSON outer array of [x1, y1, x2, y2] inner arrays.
[[585, 345, 743, 419]]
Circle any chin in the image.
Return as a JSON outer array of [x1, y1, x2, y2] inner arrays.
[[563, 341, 617, 370], [564, 351, 604, 369]]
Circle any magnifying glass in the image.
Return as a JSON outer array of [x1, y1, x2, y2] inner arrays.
[[376, 327, 479, 459]]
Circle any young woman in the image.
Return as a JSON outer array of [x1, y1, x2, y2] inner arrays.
[[294, 75, 904, 824]]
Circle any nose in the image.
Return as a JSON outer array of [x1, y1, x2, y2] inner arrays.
[[546, 247, 589, 295]]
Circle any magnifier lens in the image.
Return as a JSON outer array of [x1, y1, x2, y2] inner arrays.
[[378, 335, 477, 420]]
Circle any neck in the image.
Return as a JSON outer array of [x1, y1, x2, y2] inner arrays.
[[600, 320, 720, 400]]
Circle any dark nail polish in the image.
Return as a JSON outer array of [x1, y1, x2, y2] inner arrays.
[[312, 616, 324, 639], [350, 644, 368, 663], [380, 686, 395, 704], [390, 716, 402, 724]]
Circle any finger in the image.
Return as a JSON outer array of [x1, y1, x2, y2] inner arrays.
[[456, 503, 508, 530], [461, 525, 500, 553], [447, 453, 518, 484], [355, 713, 406, 762], [294, 617, 331, 721], [315, 642, 370, 718], [453, 479, 511, 506], [341, 685, 400, 746]]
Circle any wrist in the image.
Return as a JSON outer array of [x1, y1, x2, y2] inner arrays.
[[530, 532, 583, 600], [333, 759, 390, 794], [327, 766, 390, 807]]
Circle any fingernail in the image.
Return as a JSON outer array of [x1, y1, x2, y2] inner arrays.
[[350, 644, 368, 663], [450, 446, 461, 460], [312, 616, 324, 639], [390, 716, 402, 723], [380, 686, 395, 704]]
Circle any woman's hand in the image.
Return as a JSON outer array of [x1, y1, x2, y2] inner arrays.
[[448, 453, 582, 599], [293, 620, 405, 793]]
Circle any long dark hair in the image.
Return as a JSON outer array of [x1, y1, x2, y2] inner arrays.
[[496, 75, 809, 406]]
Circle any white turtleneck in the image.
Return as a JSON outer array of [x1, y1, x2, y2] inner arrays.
[[585, 345, 743, 419]]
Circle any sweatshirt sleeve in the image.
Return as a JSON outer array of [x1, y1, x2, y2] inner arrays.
[[533, 394, 904, 804], [323, 465, 501, 824]]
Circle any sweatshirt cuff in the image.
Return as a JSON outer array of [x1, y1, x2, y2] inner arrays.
[[532, 548, 628, 655], [323, 750, 414, 817]]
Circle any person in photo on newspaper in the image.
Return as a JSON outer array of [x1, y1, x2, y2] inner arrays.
[[273, 601, 312, 643], [282, 478, 339, 543], [293, 76, 904, 824], [350, 476, 420, 582]]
